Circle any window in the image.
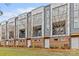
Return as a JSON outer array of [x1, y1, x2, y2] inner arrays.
[[33, 25, 42, 37], [74, 4, 79, 28], [52, 21, 65, 35], [59, 6, 64, 15], [52, 4, 67, 35], [19, 29, 25, 38], [53, 8, 59, 17], [45, 6, 50, 19], [63, 5, 67, 14], [74, 18, 79, 28], [60, 27, 65, 34], [52, 4, 67, 22], [74, 4, 79, 11], [9, 31, 14, 39], [33, 13, 42, 26], [18, 19, 26, 28], [74, 11, 79, 18]]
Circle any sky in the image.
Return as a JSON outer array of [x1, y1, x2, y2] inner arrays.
[[0, 3, 48, 22]]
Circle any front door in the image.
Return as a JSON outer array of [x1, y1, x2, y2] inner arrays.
[[6, 41, 8, 45], [45, 39, 50, 48], [27, 40, 31, 48]]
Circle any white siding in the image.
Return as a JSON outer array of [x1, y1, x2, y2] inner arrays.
[[45, 39, 50, 48], [71, 37, 79, 49]]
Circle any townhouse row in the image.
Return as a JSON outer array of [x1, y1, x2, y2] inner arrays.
[[0, 3, 79, 49]]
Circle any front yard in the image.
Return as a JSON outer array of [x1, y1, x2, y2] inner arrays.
[[0, 47, 78, 56]]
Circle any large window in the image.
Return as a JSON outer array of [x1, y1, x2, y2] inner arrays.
[[52, 4, 67, 35], [33, 25, 42, 37], [74, 4, 79, 28], [19, 29, 25, 38]]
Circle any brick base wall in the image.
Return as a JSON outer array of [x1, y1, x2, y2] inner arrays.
[[31, 38, 44, 48], [8, 40, 14, 47], [0, 41, 5, 47], [50, 36, 70, 49], [18, 39, 27, 47], [0, 36, 70, 49]]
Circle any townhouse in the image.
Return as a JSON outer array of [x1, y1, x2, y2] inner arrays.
[[31, 6, 45, 48], [0, 21, 7, 46], [15, 13, 27, 47], [7, 17, 16, 47], [0, 3, 79, 49]]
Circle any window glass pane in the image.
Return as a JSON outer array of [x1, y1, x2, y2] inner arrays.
[[33, 13, 42, 26], [74, 11, 79, 18], [52, 8, 58, 16], [19, 29, 25, 38], [33, 25, 42, 37], [63, 5, 67, 14], [59, 6, 64, 15], [74, 4, 79, 28], [74, 18, 79, 28], [74, 4, 79, 11]]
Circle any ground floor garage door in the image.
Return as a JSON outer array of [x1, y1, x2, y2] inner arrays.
[[71, 37, 79, 49], [45, 39, 50, 48]]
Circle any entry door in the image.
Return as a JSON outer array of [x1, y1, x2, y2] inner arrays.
[[45, 39, 50, 48], [71, 38, 79, 49], [27, 40, 31, 48], [6, 41, 8, 45]]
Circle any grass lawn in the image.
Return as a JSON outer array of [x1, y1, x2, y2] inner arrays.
[[0, 47, 79, 56]]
